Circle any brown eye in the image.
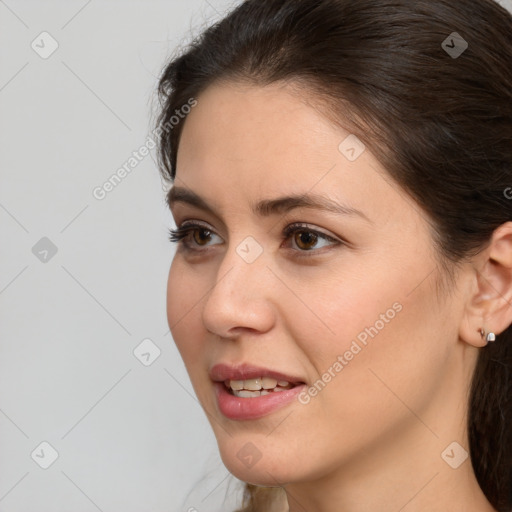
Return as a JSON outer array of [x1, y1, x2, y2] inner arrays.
[[168, 223, 222, 250], [294, 230, 319, 251], [192, 228, 213, 246], [169, 221, 343, 258], [283, 223, 340, 254]]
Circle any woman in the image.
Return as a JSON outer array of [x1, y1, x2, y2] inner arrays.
[[155, 0, 512, 510]]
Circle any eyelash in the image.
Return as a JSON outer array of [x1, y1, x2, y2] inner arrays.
[[167, 222, 342, 258]]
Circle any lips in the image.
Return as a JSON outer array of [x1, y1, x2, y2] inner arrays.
[[210, 363, 307, 420], [209, 363, 305, 385]]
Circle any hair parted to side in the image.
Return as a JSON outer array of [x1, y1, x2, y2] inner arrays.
[[155, 0, 512, 510]]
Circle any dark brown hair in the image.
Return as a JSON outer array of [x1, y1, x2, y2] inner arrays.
[[155, 1, 512, 510]]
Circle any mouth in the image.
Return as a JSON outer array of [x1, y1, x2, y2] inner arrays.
[[210, 362, 305, 388], [224, 377, 298, 397], [210, 363, 307, 420]]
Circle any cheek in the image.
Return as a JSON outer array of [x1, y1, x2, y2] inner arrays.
[[291, 256, 446, 415], [166, 261, 181, 330], [166, 260, 204, 363], [166, 260, 217, 409], [337, 292, 445, 428], [282, 262, 405, 366]]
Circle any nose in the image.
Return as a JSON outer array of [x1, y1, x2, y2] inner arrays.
[[201, 239, 276, 339]]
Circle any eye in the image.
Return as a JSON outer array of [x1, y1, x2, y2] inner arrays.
[[281, 223, 340, 254], [168, 221, 342, 257], [168, 221, 221, 249]]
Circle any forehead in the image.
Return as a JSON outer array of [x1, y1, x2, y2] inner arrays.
[[174, 81, 401, 227], [177, 81, 347, 181]]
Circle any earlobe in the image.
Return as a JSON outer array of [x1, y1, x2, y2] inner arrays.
[[459, 221, 512, 348]]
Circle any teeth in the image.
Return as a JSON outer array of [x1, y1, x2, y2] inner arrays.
[[226, 376, 297, 398], [228, 377, 292, 392], [236, 390, 261, 398], [244, 378, 262, 391], [230, 380, 244, 391], [232, 387, 288, 398], [262, 377, 278, 389]]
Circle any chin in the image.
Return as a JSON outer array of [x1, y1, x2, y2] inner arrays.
[[216, 439, 304, 487], [222, 459, 291, 487]]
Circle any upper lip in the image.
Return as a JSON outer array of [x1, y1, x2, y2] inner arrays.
[[209, 363, 305, 384]]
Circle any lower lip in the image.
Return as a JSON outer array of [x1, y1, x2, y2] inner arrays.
[[214, 382, 306, 420]]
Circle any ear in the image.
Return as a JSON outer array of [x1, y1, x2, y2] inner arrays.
[[459, 221, 512, 347]]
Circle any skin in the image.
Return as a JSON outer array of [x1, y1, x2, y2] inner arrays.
[[166, 80, 512, 512]]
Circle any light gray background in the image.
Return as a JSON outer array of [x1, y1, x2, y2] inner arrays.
[[1, 1, 511, 511], [0, 1, 244, 511]]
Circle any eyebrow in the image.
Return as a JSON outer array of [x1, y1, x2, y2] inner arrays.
[[167, 186, 372, 223]]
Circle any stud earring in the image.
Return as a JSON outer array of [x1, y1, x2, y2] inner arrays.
[[480, 328, 496, 343]]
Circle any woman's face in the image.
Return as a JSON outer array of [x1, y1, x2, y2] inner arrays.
[[166, 81, 469, 486]]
